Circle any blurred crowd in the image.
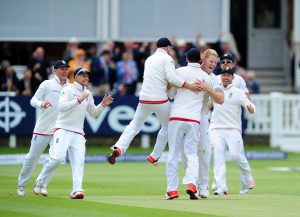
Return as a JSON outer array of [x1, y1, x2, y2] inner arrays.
[[0, 33, 260, 96]]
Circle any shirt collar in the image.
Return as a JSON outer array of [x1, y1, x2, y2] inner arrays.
[[156, 48, 168, 55], [73, 81, 84, 91], [223, 83, 233, 90], [187, 62, 201, 68]]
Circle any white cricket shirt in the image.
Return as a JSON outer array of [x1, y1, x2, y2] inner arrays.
[[169, 63, 213, 124], [30, 75, 69, 135], [210, 84, 255, 132], [139, 48, 185, 102], [54, 82, 105, 134]]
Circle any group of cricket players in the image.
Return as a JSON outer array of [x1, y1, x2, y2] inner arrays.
[[17, 37, 255, 200]]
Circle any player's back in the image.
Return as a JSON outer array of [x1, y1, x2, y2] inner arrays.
[[139, 48, 178, 101], [170, 63, 212, 122]]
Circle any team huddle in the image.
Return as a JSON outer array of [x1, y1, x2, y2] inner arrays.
[[17, 37, 255, 200]]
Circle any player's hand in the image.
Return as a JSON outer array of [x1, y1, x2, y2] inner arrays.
[[78, 88, 90, 103], [41, 101, 52, 109], [100, 94, 114, 107], [167, 83, 175, 89], [82, 88, 90, 98], [247, 104, 255, 113], [196, 79, 210, 91], [184, 82, 201, 93]]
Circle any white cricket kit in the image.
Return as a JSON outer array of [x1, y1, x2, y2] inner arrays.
[[166, 63, 213, 192], [180, 72, 222, 191], [197, 72, 223, 191], [114, 48, 185, 158], [210, 84, 255, 192], [36, 82, 106, 195], [18, 75, 68, 187]]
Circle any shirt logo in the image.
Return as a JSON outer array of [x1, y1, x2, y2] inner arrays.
[[229, 92, 233, 98]]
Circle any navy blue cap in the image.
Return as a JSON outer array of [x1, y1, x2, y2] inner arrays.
[[53, 60, 69, 69], [220, 53, 235, 62], [220, 67, 234, 75], [156, 37, 172, 48], [185, 48, 200, 63], [74, 67, 90, 77]]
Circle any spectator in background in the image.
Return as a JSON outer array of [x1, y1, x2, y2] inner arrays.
[[123, 39, 144, 77], [0, 65, 19, 92], [86, 45, 97, 63], [63, 37, 79, 62], [116, 51, 138, 95], [28, 46, 51, 83], [245, 70, 260, 94], [174, 39, 188, 66], [168, 49, 182, 68], [212, 32, 242, 75], [0, 59, 10, 79], [18, 68, 39, 96], [68, 49, 91, 83], [194, 33, 210, 63], [136, 42, 156, 82], [101, 40, 122, 63], [90, 50, 116, 95]]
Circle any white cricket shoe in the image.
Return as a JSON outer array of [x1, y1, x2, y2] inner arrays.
[[199, 188, 209, 199], [239, 186, 249, 195], [17, 186, 26, 197], [34, 184, 48, 196], [211, 181, 217, 191], [40, 186, 48, 196], [33, 183, 42, 195], [213, 188, 228, 195]]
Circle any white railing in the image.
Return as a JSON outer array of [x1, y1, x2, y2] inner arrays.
[[246, 93, 300, 152]]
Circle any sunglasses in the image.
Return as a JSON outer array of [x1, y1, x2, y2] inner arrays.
[[221, 60, 233, 64]]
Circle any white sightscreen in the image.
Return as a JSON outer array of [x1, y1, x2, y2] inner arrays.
[[0, 0, 97, 41], [118, 0, 222, 41]]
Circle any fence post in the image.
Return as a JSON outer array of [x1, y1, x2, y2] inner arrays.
[[9, 134, 17, 148], [270, 92, 283, 148], [141, 134, 150, 149]]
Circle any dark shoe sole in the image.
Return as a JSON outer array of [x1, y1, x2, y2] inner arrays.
[[186, 189, 198, 200], [108, 151, 120, 165]]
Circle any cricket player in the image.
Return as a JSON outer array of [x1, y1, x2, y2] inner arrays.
[[108, 37, 202, 165], [197, 49, 223, 198], [210, 67, 255, 195], [211, 53, 251, 192], [34, 67, 113, 199], [164, 48, 215, 200], [173, 49, 224, 199], [17, 60, 69, 197]]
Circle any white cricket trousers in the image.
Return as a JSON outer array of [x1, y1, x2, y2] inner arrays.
[[180, 113, 211, 190], [18, 134, 53, 187], [114, 101, 170, 158], [211, 128, 253, 192], [166, 121, 200, 192], [36, 129, 86, 195], [198, 113, 211, 190]]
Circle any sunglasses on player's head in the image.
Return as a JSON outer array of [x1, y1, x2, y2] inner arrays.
[[221, 60, 233, 64]]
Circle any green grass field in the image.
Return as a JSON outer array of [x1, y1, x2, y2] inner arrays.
[[0, 152, 299, 217]]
